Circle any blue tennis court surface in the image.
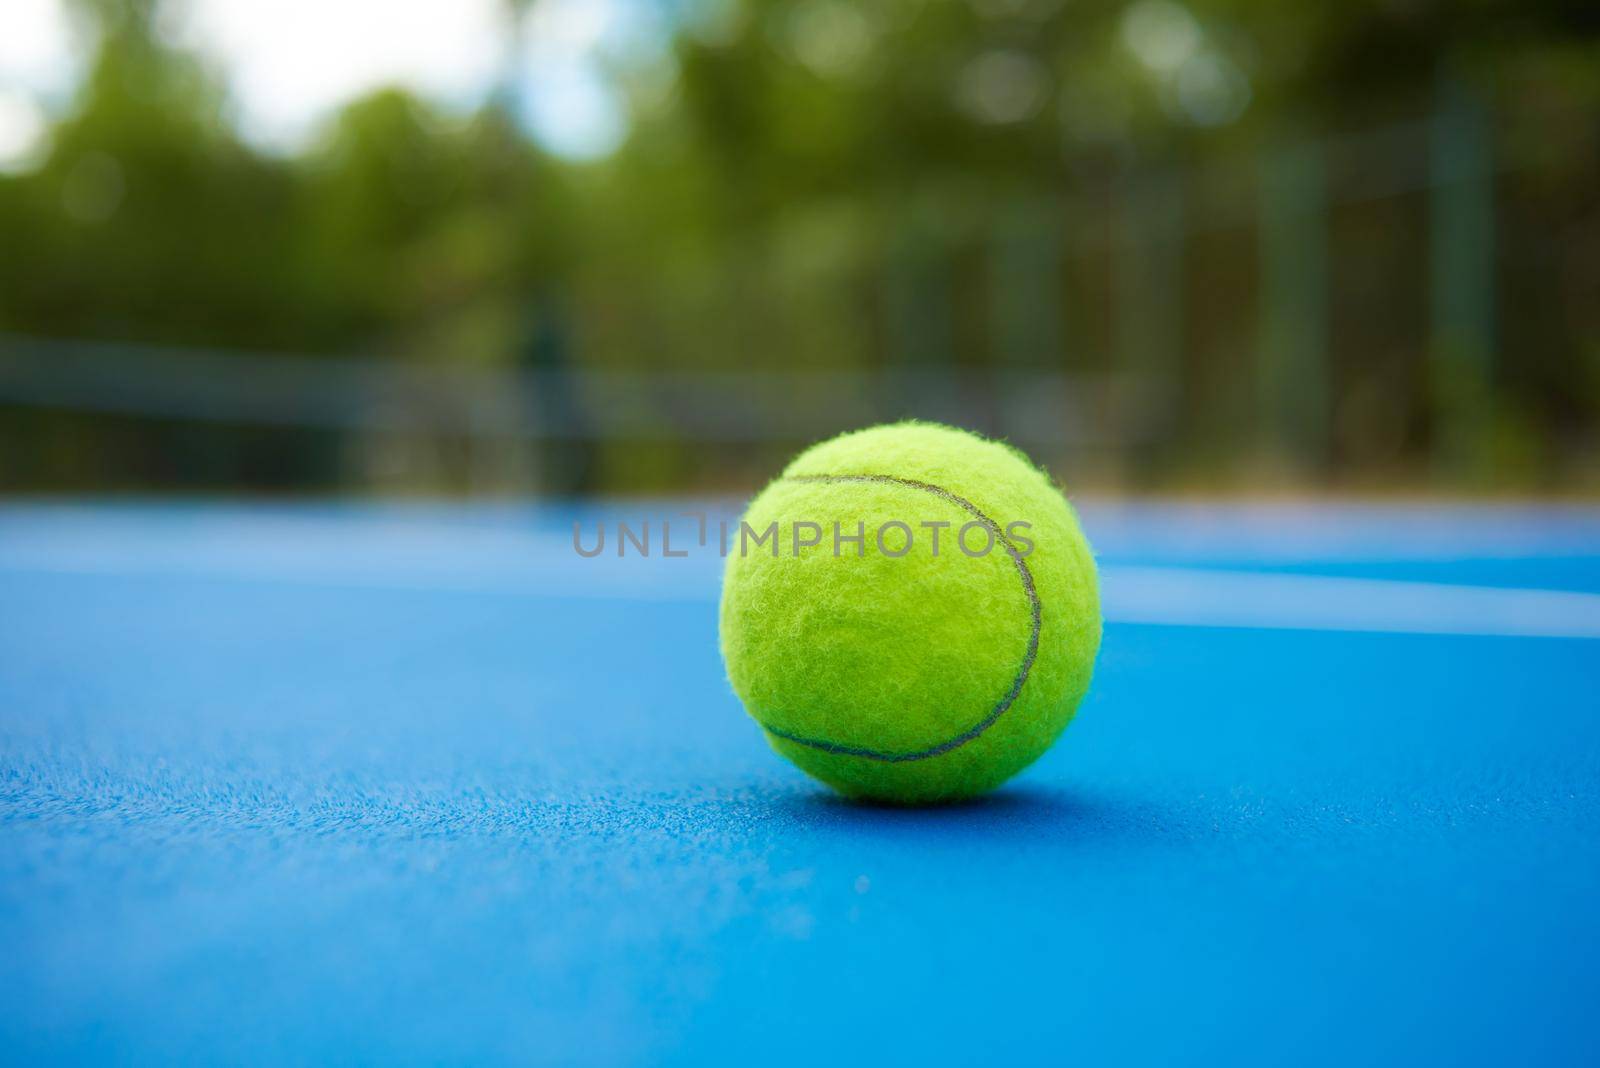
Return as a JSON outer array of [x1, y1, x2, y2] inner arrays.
[[3, 500, 1599, 1065]]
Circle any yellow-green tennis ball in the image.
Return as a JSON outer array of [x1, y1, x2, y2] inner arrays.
[[719, 421, 1101, 804]]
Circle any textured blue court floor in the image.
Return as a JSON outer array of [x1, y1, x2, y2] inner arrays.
[[3, 500, 1599, 1066]]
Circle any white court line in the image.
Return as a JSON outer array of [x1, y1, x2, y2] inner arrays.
[[1102, 567, 1600, 640], [1, 554, 1598, 639]]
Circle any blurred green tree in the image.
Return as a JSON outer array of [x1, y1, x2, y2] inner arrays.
[[0, 0, 1597, 492]]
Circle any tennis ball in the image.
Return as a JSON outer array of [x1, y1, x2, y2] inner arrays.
[[719, 421, 1101, 804]]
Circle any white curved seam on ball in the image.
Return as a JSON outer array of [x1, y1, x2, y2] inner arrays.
[[752, 473, 1043, 763]]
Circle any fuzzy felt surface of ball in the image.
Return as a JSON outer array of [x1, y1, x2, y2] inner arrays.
[[718, 421, 1102, 804]]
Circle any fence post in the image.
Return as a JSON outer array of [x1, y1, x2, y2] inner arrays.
[[885, 205, 956, 371], [991, 196, 1065, 367], [1429, 67, 1495, 480], [1114, 168, 1185, 469], [1258, 136, 1330, 473]]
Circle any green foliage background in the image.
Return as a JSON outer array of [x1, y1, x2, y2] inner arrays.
[[3, 0, 1598, 493]]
